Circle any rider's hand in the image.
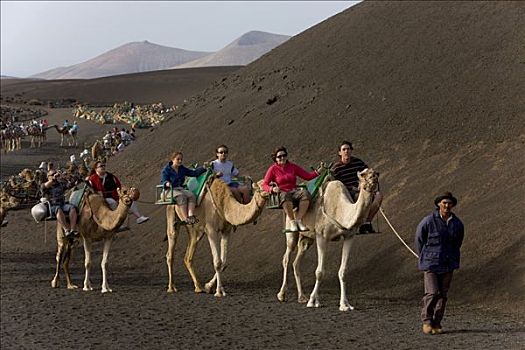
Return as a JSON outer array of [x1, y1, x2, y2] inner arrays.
[[272, 186, 280, 194], [164, 182, 171, 188], [316, 161, 326, 173], [215, 171, 223, 178]]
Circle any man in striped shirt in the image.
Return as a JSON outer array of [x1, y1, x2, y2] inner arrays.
[[332, 141, 383, 234]]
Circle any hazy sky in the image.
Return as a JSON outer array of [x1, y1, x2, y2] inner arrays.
[[1, 1, 359, 77]]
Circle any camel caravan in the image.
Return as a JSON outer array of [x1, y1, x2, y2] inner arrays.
[[0, 119, 78, 152], [21, 141, 383, 312], [73, 101, 175, 128]]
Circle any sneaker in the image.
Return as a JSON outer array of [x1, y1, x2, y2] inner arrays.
[[136, 216, 150, 224], [288, 220, 299, 232], [296, 220, 308, 232], [422, 324, 433, 335]]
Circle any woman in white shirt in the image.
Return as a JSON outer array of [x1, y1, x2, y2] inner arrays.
[[211, 145, 251, 204]]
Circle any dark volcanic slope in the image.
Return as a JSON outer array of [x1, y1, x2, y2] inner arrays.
[[105, 1, 525, 311], [0, 67, 241, 105]]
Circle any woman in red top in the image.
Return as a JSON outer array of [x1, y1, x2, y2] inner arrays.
[[262, 146, 319, 232], [89, 161, 149, 224]]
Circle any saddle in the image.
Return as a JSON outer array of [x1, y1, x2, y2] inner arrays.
[[266, 166, 332, 210], [155, 167, 214, 206]]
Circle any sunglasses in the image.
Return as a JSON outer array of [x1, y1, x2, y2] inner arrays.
[[217, 150, 228, 154], [276, 153, 287, 159]]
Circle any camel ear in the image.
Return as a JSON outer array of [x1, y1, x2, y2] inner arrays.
[[357, 170, 363, 180]]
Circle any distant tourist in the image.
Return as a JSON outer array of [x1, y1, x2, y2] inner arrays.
[[88, 161, 149, 225], [63, 119, 69, 128], [331, 141, 383, 234], [415, 192, 464, 335], [70, 121, 78, 134]]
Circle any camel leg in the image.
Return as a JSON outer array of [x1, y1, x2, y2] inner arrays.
[[51, 241, 65, 288], [307, 235, 328, 308], [183, 227, 204, 293], [205, 231, 230, 295], [277, 231, 299, 302], [339, 236, 355, 311], [293, 235, 313, 303], [83, 238, 94, 291], [204, 230, 225, 297], [100, 238, 113, 293], [62, 239, 78, 289], [207, 232, 230, 292], [166, 208, 179, 293]]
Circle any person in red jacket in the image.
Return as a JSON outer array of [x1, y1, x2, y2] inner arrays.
[[88, 161, 149, 224], [262, 146, 319, 232]]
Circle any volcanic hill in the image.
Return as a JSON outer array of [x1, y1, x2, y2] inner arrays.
[[31, 41, 211, 80]]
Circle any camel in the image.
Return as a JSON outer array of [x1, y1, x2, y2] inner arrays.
[[165, 178, 268, 296], [276, 168, 379, 311], [51, 125, 76, 147], [51, 187, 138, 292], [26, 124, 46, 148], [0, 189, 20, 226], [91, 140, 105, 161], [1, 126, 24, 152]]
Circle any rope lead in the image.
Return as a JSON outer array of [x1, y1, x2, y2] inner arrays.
[[379, 207, 419, 258]]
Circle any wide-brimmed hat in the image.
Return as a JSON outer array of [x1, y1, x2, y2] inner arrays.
[[434, 192, 458, 207]]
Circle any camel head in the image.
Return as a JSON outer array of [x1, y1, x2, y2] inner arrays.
[[19, 168, 35, 182], [357, 168, 379, 193], [118, 187, 140, 205], [0, 190, 20, 210], [253, 180, 270, 200]]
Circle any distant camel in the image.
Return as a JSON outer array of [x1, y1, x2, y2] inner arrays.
[[26, 124, 46, 148], [276, 168, 379, 311], [1, 126, 24, 152], [165, 179, 268, 296], [91, 140, 104, 161], [51, 125, 77, 147]]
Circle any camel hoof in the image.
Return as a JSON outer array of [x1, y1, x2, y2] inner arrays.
[[51, 279, 59, 288], [67, 284, 79, 289], [339, 304, 355, 312], [307, 299, 320, 308], [167, 287, 177, 293], [83, 287, 93, 292], [194, 286, 204, 293], [101, 288, 113, 293], [277, 292, 286, 302], [298, 295, 309, 304], [204, 283, 213, 294]]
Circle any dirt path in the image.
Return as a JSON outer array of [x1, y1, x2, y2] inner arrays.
[[1, 210, 523, 350]]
